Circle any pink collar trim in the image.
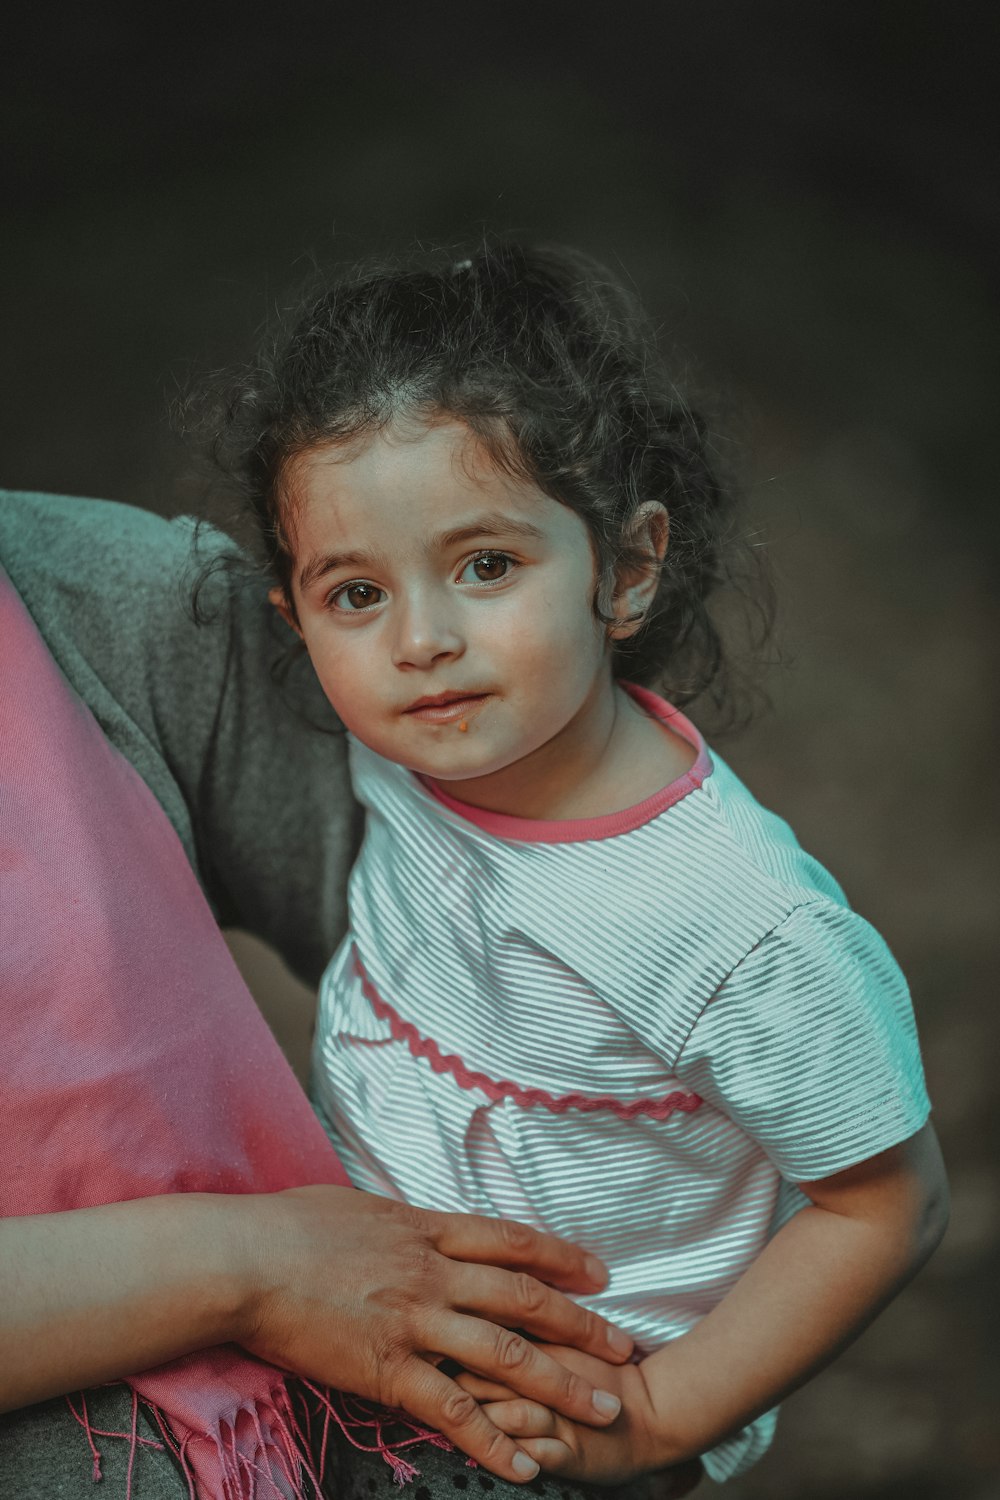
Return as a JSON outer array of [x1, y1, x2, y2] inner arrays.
[[420, 685, 713, 845]]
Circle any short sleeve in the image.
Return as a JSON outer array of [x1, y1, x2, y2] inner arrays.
[[674, 900, 931, 1181]]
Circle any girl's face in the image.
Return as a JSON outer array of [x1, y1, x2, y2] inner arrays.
[[277, 417, 623, 815]]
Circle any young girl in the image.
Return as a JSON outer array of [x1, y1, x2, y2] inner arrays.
[[212, 242, 946, 1491]]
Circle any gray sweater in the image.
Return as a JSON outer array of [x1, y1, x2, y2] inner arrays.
[[0, 489, 361, 982], [0, 490, 361, 1493]]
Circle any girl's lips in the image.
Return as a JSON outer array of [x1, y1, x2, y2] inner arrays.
[[404, 694, 489, 724]]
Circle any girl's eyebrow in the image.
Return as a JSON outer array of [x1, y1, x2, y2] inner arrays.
[[432, 513, 547, 550], [298, 514, 545, 593], [298, 546, 392, 593]]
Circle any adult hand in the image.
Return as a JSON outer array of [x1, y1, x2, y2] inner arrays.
[[240, 1186, 635, 1482]]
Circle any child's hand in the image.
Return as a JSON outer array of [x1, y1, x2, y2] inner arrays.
[[457, 1344, 701, 1491]]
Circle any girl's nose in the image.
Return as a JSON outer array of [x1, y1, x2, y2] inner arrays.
[[391, 593, 465, 670]]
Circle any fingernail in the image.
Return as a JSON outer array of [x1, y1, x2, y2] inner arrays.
[[584, 1253, 606, 1284], [607, 1326, 633, 1355], [512, 1452, 540, 1479], [592, 1389, 622, 1417]]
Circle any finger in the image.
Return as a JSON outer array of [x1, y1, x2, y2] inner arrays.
[[509, 1437, 576, 1472], [480, 1399, 559, 1439], [425, 1208, 612, 1297], [447, 1258, 632, 1363], [397, 1357, 542, 1483], [454, 1372, 519, 1402], [431, 1311, 623, 1426]]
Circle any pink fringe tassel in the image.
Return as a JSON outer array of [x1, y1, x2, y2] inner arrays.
[[67, 1383, 462, 1496]]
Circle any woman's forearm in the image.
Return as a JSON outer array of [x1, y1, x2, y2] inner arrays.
[[0, 1194, 252, 1411], [0, 1186, 635, 1483]]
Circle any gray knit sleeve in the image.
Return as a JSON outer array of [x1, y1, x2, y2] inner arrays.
[[0, 490, 359, 984]]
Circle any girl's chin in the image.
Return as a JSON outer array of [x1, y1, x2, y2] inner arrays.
[[410, 750, 524, 791], [363, 724, 542, 787]]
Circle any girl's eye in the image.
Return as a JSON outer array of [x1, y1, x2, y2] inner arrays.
[[460, 552, 515, 584], [330, 581, 385, 612]]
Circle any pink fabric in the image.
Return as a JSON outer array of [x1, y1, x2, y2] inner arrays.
[[422, 685, 713, 843], [0, 567, 357, 1497], [354, 953, 704, 1121]]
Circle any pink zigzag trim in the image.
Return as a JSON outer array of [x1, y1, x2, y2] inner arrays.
[[353, 954, 702, 1123]]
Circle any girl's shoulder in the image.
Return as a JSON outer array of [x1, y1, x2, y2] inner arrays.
[[695, 750, 851, 908]]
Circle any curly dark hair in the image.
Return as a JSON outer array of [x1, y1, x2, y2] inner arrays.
[[197, 240, 769, 720]]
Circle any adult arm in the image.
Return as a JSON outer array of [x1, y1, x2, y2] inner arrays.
[[0, 490, 358, 981], [0, 493, 630, 1480], [0, 1186, 632, 1481]]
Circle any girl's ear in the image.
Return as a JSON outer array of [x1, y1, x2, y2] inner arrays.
[[608, 502, 669, 641], [268, 586, 303, 638]]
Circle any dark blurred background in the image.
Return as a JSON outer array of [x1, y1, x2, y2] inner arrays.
[[3, 3, 998, 1494]]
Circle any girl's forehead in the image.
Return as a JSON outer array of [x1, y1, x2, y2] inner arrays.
[[299, 416, 483, 487], [292, 416, 505, 498], [288, 418, 575, 545]]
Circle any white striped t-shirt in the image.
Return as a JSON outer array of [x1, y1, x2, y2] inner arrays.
[[310, 689, 930, 1481]]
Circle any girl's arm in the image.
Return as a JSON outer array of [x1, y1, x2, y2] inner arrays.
[[0, 1186, 633, 1483], [461, 1120, 948, 1481]]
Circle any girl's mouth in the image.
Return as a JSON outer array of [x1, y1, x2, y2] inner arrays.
[[403, 693, 489, 724]]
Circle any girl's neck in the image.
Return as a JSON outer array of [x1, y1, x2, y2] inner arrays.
[[430, 684, 696, 823]]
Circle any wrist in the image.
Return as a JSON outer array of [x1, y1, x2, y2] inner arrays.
[[172, 1191, 272, 1348], [222, 1184, 355, 1363], [636, 1350, 705, 1469]]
